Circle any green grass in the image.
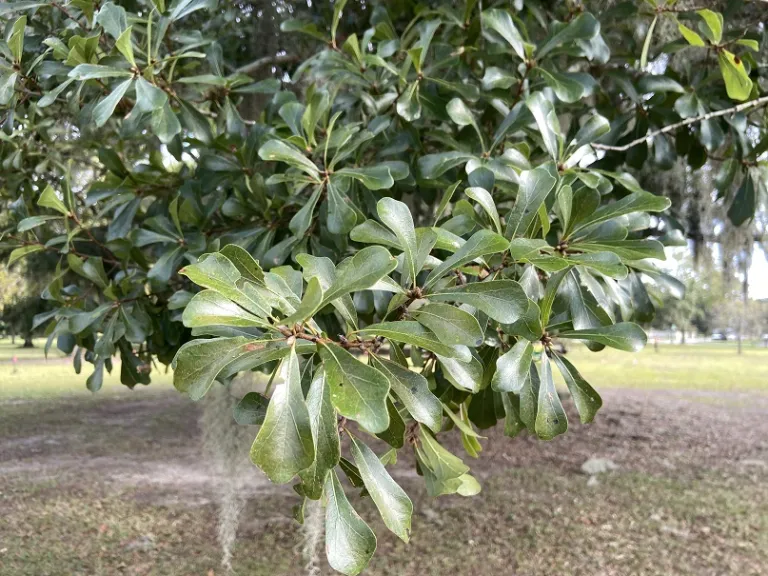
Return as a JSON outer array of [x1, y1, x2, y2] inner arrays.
[[0, 338, 67, 361], [558, 343, 768, 392], [2, 339, 767, 400]]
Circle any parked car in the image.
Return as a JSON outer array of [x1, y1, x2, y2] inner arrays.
[[711, 332, 727, 341]]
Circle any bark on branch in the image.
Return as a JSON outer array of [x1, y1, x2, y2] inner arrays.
[[592, 94, 768, 152]]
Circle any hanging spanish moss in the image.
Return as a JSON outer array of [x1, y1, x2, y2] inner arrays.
[[200, 379, 252, 573]]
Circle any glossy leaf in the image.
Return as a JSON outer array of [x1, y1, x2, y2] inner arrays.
[[324, 470, 377, 576], [318, 343, 390, 434], [491, 340, 533, 393], [427, 280, 527, 324], [299, 368, 341, 499], [250, 346, 315, 484], [350, 435, 412, 542], [558, 322, 647, 352]]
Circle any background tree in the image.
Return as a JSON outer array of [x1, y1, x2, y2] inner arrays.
[[1, 1, 767, 573]]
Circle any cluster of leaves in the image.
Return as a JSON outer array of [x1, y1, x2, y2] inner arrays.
[[1, 1, 766, 573]]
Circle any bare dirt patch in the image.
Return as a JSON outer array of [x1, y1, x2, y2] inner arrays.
[[1, 388, 766, 575]]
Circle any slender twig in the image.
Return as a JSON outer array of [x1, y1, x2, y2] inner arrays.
[[592, 95, 768, 152]]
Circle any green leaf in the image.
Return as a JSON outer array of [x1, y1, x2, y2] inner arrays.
[[506, 163, 559, 238], [569, 114, 610, 149], [179, 98, 214, 143], [412, 303, 484, 347], [331, 0, 348, 43], [115, 26, 136, 66], [350, 435, 413, 542], [396, 81, 421, 121], [491, 339, 533, 393], [572, 190, 670, 234], [37, 184, 69, 215], [324, 470, 377, 576], [93, 78, 133, 127], [290, 185, 323, 237], [465, 187, 501, 233], [696, 9, 723, 44], [558, 322, 647, 352], [636, 75, 685, 94], [182, 290, 269, 329], [717, 50, 753, 101], [326, 179, 358, 235], [538, 69, 596, 103], [417, 151, 475, 180], [418, 425, 469, 488], [281, 276, 323, 326], [17, 215, 61, 232], [425, 229, 510, 288], [68, 64, 133, 80], [318, 342, 390, 434], [8, 15, 26, 62], [169, 0, 216, 22], [151, 103, 182, 143], [37, 77, 74, 107], [356, 321, 471, 361], [526, 92, 561, 160], [537, 12, 600, 59], [67, 254, 108, 289], [481, 8, 526, 60], [298, 368, 341, 500], [427, 280, 527, 324], [501, 392, 525, 438], [446, 97, 476, 127], [8, 244, 43, 266], [172, 337, 254, 400], [727, 173, 756, 226], [437, 353, 484, 393], [0, 71, 17, 105], [377, 197, 419, 287], [434, 181, 461, 225], [481, 66, 516, 90], [233, 392, 268, 425], [295, 254, 358, 329], [336, 165, 394, 190], [678, 22, 705, 46], [375, 398, 405, 449], [534, 353, 568, 440], [640, 16, 657, 68], [218, 339, 313, 380], [134, 77, 168, 112], [552, 353, 602, 424], [573, 239, 666, 261], [323, 246, 397, 305], [96, 2, 128, 37], [369, 355, 442, 434], [219, 244, 264, 284], [250, 346, 315, 484]]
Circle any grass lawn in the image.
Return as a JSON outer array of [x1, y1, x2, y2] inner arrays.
[[0, 337, 67, 361], [2, 338, 767, 400], [0, 338, 173, 399], [558, 342, 768, 392]]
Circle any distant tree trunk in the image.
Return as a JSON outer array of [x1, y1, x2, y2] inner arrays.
[[22, 335, 34, 348], [681, 326, 686, 345], [11, 331, 15, 344]]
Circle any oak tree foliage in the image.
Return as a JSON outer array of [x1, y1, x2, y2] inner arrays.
[[1, 1, 766, 573]]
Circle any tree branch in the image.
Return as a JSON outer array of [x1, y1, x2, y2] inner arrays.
[[236, 54, 300, 76], [592, 94, 768, 152]]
